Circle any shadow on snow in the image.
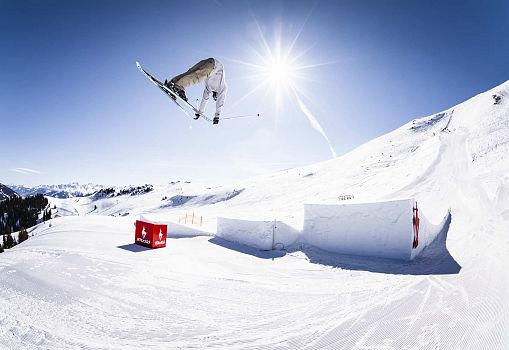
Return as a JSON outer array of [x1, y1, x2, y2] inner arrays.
[[207, 212, 461, 276], [208, 237, 286, 259], [298, 212, 460, 275], [117, 243, 154, 253]]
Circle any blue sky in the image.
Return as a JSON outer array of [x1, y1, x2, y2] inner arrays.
[[1, 0, 508, 186]]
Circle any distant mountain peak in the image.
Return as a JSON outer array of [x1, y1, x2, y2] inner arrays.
[[0, 183, 19, 201], [8, 183, 105, 199]]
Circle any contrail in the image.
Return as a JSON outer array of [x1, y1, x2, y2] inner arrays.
[[293, 91, 337, 158], [11, 167, 41, 175]]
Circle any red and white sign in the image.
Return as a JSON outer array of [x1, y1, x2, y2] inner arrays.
[[135, 220, 167, 249]]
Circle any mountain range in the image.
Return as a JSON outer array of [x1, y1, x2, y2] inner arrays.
[[8, 183, 105, 199]]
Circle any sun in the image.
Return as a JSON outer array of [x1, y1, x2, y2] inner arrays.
[[263, 56, 297, 86], [218, 14, 335, 112], [220, 20, 315, 110], [219, 16, 338, 159], [234, 29, 311, 110]]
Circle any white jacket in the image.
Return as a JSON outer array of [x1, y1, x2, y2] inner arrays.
[[198, 58, 228, 117]]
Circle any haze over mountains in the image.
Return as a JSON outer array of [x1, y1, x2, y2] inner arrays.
[[8, 183, 105, 199]]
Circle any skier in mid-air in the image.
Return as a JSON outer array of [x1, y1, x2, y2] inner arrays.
[[164, 58, 227, 125]]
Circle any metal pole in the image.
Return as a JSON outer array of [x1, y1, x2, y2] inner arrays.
[[272, 219, 276, 250]]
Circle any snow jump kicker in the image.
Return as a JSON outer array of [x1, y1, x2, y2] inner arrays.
[[303, 198, 447, 261], [215, 199, 448, 261]]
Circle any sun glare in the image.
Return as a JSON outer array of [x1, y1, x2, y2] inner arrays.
[[222, 15, 333, 113], [264, 56, 296, 85], [219, 15, 339, 159], [246, 35, 307, 109], [220, 21, 313, 110]]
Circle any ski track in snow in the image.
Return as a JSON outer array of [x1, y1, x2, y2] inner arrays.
[[1, 81, 509, 349]]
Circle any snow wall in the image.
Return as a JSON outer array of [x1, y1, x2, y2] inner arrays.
[[139, 214, 213, 238], [142, 199, 446, 261], [303, 199, 447, 261], [216, 217, 299, 250]]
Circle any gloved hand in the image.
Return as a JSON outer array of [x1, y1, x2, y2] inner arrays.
[[213, 112, 220, 125]]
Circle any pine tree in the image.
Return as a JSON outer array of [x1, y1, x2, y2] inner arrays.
[[0, 193, 49, 235], [5, 234, 14, 249], [18, 227, 29, 244], [43, 209, 50, 221]]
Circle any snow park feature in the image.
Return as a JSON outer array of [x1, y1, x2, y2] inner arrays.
[[303, 199, 448, 261], [216, 199, 447, 261], [216, 217, 299, 250], [217, 217, 275, 250], [134, 220, 167, 248], [139, 213, 214, 238]]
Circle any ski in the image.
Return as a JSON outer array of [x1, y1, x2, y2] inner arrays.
[[136, 61, 213, 122]]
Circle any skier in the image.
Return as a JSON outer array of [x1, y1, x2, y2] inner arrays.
[[164, 58, 227, 125]]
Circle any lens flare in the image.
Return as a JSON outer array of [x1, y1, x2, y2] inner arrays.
[[221, 15, 337, 159], [263, 56, 296, 86]]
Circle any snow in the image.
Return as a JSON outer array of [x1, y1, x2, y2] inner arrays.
[[217, 217, 276, 250], [302, 199, 447, 261], [139, 213, 214, 238], [215, 217, 300, 251], [215, 199, 447, 260], [1, 80, 509, 348]]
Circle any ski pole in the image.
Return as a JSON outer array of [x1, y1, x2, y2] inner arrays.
[[221, 113, 261, 120]]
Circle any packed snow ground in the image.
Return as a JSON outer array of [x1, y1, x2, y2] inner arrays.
[[1, 81, 509, 349]]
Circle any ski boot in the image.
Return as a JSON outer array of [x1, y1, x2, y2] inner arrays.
[[164, 80, 188, 102], [213, 116, 219, 125]]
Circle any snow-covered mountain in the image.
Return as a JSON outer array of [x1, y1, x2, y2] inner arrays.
[[9, 182, 105, 198], [1, 80, 508, 349], [0, 183, 18, 201]]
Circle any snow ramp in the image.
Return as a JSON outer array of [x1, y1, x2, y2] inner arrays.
[[216, 217, 299, 250], [303, 198, 448, 261], [216, 199, 447, 261], [139, 214, 214, 238]]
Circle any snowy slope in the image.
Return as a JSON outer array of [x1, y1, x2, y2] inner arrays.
[[0, 183, 18, 201], [46, 182, 214, 219], [1, 81, 509, 349]]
